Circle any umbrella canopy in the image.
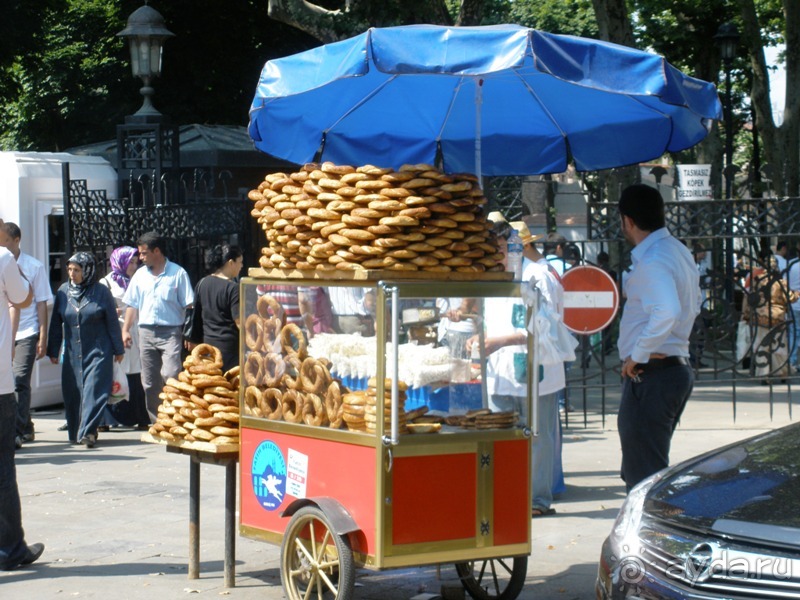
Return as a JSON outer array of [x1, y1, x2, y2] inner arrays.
[[248, 24, 721, 177]]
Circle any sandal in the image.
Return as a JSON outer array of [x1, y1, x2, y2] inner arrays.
[[531, 507, 556, 517]]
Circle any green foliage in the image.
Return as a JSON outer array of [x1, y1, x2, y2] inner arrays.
[[482, 0, 597, 36]]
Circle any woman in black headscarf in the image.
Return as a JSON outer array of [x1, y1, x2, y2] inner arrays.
[[47, 252, 125, 447]]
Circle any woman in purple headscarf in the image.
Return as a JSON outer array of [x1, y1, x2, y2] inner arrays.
[[98, 247, 150, 429]]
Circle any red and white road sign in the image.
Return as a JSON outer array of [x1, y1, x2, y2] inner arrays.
[[560, 265, 620, 335]]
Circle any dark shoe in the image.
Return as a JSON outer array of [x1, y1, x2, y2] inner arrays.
[[81, 434, 97, 448], [97, 425, 110, 432], [531, 507, 556, 518], [19, 543, 45, 566], [21, 433, 35, 443], [14, 436, 22, 450], [57, 423, 68, 431]]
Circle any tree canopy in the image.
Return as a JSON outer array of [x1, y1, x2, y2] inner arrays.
[[0, 0, 796, 195]]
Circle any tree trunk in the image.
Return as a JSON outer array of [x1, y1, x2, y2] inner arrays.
[[456, 0, 484, 26], [738, 0, 799, 197], [590, 0, 634, 46]]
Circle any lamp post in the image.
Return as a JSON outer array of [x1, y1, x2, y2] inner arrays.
[[714, 22, 739, 303], [116, 3, 174, 122]]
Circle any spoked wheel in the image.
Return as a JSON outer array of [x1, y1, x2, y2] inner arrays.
[[280, 506, 355, 600], [455, 556, 527, 600]]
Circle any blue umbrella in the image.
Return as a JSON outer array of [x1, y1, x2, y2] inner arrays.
[[248, 24, 721, 178]]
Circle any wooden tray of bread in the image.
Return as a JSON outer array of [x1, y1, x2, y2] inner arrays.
[[248, 267, 513, 282], [140, 432, 239, 455]]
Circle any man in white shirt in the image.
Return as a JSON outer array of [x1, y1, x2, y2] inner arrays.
[[0, 223, 44, 570], [787, 258, 800, 369], [617, 184, 701, 491], [122, 233, 194, 421], [0, 223, 53, 449]]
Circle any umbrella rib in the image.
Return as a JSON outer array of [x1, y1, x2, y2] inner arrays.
[[324, 75, 397, 134], [435, 75, 473, 159], [512, 70, 568, 140]]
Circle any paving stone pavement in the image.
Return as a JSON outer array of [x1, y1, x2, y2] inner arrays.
[[2, 381, 795, 600]]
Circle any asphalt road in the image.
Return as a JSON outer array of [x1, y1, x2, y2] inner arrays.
[[2, 381, 795, 600]]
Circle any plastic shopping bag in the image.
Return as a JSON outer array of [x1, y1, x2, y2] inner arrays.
[[109, 362, 129, 405]]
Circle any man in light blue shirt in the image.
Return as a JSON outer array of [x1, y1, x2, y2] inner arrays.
[[617, 185, 701, 492], [122, 232, 194, 421]]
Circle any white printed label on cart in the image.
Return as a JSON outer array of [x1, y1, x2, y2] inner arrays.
[[286, 449, 308, 499]]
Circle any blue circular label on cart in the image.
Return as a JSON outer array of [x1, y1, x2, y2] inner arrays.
[[252, 440, 286, 511]]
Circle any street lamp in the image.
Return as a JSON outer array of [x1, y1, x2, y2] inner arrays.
[[714, 22, 739, 304], [117, 3, 174, 121], [714, 22, 739, 200]]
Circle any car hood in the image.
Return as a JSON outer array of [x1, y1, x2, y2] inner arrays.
[[644, 422, 800, 549]]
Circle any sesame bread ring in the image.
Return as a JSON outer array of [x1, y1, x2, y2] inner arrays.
[[369, 199, 406, 211], [362, 257, 397, 269], [190, 394, 210, 409], [195, 416, 225, 428], [317, 191, 345, 203], [335, 249, 360, 262], [398, 207, 431, 219], [191, 343, 223, 367], [320, 222, 348, 238], [211, 424, 240, 437], [321, 161, 355, 175], [204, 386, 238, 399], [188, 363, 224, 377], [302, 393, 328, 427], [387, 262, 419, 271], [244, 386, 261, 411], [166, 377, 199, 396], [451, 212, 477, 222], [281, 389, 305, 423], [336, 186, 362, 197], [394, 232, 426, 242], [348, 245, 386, 256], [380, 171, 416, 182], [441, 181, 474, 192], [355, 179, 391, 190], [325, 381, 344, 429], [341, 172, 370, 184], [339, 228, 375, 241], [308, 207, 341, 221], [334, 261, 365, 271], [257, 294, 285, 324], [379, 187, 412, 198], [283, 355, 303, 390], [424, 236, 454, 248], [357, 164, 393, 175], [404, 195, 438, 206], [367, 224, 402, 236], [341, 214, 378, 228], [299, 358, 326, 394], [427, 218, 458, 229], [328, 233, 355, 247], [260, 388, 283, 420], [406, 242, 436, 252], [326, 200, 357, 212], [412, 256, 440, 267], [431, 248, 454, 260], [368, 377, 410, 392], [280, 323, 307, 359], [318, 178, 345, 190], [351, 207, 387, 219], [373, 237, 407, 248], [386, 248, 418, 259], [261, 316, 282, 353], [296, 198, 323, 210], [262, 352, 285, 388], [193, 375, 231, 389], [401, 177, 438, 189], [210, 435, 239, 445], [380, 216, 419, 227], [243, 353, 264, 387]]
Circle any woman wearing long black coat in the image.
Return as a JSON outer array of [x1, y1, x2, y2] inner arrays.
[[47, 253, 125, 448]]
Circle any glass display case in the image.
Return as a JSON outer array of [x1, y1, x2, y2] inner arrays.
[[239, 276, 533, 437]]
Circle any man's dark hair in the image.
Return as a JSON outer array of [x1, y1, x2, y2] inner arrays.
[[137, 231, 166, 254], [0, 222, 21, 240], [618, 184, 665, 232], [543, 232, 567, 255], [777, 240, 788, 252]]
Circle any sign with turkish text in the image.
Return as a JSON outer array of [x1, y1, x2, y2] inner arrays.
[[676, 164, 712, 200]]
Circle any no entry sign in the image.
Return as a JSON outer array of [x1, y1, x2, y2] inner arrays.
[[561, 265, 619, 335]]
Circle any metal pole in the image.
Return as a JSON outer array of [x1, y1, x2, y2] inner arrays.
[[188, 458, 200, 579], [724, 61, 735, 303]]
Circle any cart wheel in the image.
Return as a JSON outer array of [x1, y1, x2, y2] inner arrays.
[[455, 556, 527, 600], [280, 505, 355, 600]]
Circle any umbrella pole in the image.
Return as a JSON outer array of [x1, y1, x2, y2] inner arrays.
[[475, 78, 483, 183]]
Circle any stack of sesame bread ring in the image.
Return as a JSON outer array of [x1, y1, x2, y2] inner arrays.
[[148, 343, 241, 446], [247, 162, 504, 273]]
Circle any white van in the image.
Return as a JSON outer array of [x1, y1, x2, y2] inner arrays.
[[0, 151, 118, 408]]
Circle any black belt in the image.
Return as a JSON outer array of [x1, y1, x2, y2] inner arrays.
[[639, 356, 689, 372]]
